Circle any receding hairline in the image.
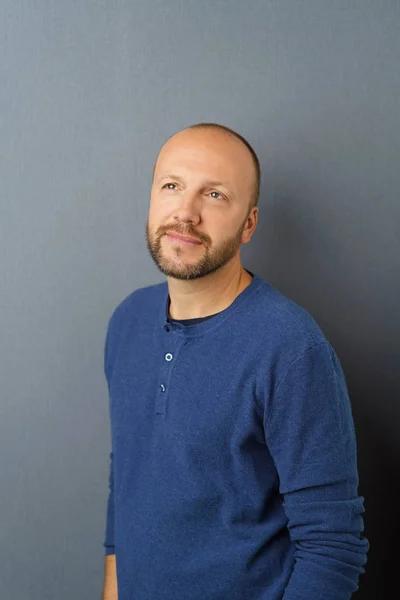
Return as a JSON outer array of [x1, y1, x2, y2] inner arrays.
[[153, 122, 261, 208]]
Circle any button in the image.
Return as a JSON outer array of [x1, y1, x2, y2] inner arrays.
[[159, 384, 166, 392], [165, 353, 173, 361]]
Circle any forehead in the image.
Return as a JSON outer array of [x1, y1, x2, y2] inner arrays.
[[154, 129, 254, 188]]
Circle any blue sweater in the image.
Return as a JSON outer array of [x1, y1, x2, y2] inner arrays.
[[103, 270, 368, 599]]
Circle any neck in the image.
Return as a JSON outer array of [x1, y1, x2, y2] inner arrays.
[[167, 261, 253, 320]]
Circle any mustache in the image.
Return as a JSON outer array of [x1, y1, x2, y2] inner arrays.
[[159, 225, 209, 244]]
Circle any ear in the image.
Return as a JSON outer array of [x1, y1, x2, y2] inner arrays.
[[241, 207, 258, 244]]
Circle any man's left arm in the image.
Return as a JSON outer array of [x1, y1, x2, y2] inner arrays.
[[264, 341, 369, 600]]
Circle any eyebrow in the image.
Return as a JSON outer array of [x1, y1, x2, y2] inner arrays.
[[156, 174, 185, 184]]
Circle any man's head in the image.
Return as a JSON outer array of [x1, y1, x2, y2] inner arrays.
[[146, 123, 260, 281]]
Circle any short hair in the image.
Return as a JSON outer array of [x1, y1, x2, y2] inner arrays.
[[154, 122, 261, 209]]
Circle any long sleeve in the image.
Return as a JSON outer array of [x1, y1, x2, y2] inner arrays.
[[104, 450, 115, 555], [264, 341, 369, 599], [103, 315, 117, 556]]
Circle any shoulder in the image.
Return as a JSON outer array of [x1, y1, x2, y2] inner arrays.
[[106, 279, 167, 335], [254, 277, 327, 343], [249, 276, 331, 371], [103, 280, 167, 383]]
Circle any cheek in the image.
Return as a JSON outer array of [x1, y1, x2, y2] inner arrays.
[[147, 208, 159, 231], [148, 211, 173, 240], [149, 195, 171, 221]]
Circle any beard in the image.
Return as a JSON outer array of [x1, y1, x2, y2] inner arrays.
[[145, 214, 248, 281]]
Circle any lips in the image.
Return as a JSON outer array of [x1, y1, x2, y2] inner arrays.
[[166, 232, 202, 244]]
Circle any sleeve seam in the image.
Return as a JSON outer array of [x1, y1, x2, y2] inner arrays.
[[264, 340, 330, 427]]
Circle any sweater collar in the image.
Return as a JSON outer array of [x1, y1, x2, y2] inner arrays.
[[158, 269, 263, 337]]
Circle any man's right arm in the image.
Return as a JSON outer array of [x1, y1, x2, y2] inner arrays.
[[102, 450, 117, 598], [102, 554, 118, 600], [103, 312, 118, 599]]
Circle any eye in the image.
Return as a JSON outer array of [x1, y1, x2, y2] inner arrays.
[[209, 191, 223, 200], [162, 183, 177, 190]]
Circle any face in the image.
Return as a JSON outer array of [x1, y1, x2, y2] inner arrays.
[[146, 128, 258, 281]]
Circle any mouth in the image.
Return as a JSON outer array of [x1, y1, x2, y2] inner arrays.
[[165, 232, 203, 246]]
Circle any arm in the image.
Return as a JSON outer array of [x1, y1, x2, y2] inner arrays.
[[264, 341, 369, 599], [102, 315, 118, 598], [102, 554, 118, 600], [102, 450, 117, 598]]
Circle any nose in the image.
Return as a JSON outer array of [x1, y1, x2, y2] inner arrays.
[[172, 190, 201, 226]]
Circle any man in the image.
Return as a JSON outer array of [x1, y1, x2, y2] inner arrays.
[[102, 123, 369, 600]]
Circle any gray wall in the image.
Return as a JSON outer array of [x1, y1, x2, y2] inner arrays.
[[1, 1, 399, 598]]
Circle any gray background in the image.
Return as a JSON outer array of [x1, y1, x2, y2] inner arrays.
[[1, 1, 399, 598]]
